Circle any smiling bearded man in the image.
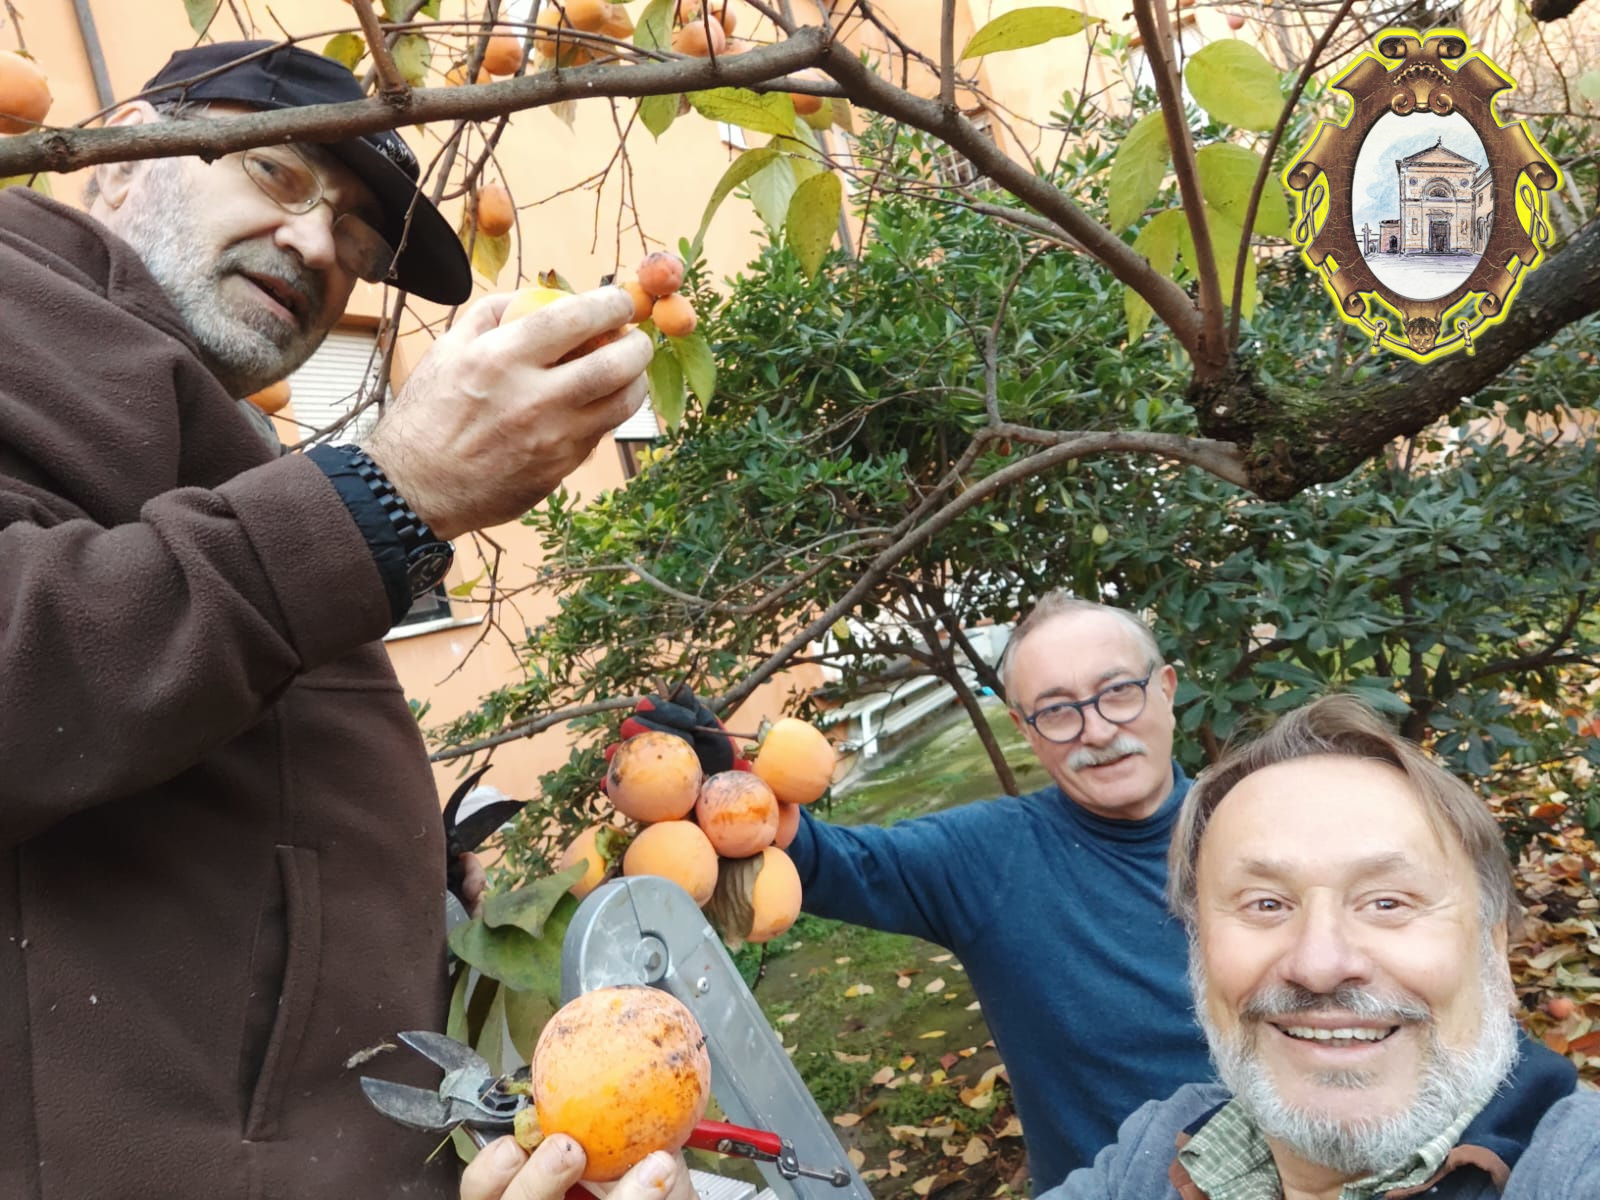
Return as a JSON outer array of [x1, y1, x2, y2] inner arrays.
[[1042, 693, 1599, 1200]]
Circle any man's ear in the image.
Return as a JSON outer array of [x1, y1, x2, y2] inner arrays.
[[1157, 662, 1179, 703], [92, 102, 161, 211]]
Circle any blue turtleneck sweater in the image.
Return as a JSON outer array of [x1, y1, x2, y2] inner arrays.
[[787, 765, 1210, 1192]]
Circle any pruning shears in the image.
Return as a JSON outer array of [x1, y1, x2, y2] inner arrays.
[[361, 1030, 850, 1186]]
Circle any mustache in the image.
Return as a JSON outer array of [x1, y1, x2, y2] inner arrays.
[[1067, 734, 1147, 770], [221, 244, 324, 325], [1241, 983, 1432, 1026]]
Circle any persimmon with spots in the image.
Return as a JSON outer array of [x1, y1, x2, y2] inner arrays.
[[605, 730, 703, 822], [557, 823, 627, 899], [530, 986, 712, 1181], [695, 771, 779, 858], [481, 33, 525, 75]]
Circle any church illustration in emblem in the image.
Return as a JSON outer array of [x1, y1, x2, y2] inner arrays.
[[1352, 112, 1492, 301]]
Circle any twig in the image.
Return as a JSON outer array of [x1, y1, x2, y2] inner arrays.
[[350, 0, 411, 99]]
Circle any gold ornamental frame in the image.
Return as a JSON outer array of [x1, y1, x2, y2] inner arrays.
[[1283, 29, 1561, 363]]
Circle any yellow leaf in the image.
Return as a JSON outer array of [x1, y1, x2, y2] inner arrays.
[[833, 1113, 862, 1127], [899, 1055, 916, 1070], [930, 1068, 946, 1084], [912, 1177, 937, 1196], [961, 1137, 990, 1165], [918, 1029, 946, 1039], [833, 1050, 871, 1063], [898, 975, 912, 989], [835, 956, 852, 965], [847, 1148, 866, 1168], [844, 983, 874, 998], [997, 1114, 1024, 1138], [775, 1012, 800, 1024], [888, 1161, 908, 1177], [870, 1066, 896, 1085], [925, 978, 946, 993], [887, 1125, 926, 1144], [929, 953, 953, 963], [926, 1122, 957, 1138], [966, 1001, 982, 1011]]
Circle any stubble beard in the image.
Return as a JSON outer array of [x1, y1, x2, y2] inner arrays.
[[1189, 931, 1520, 1178], [111, 159, 328, 397]]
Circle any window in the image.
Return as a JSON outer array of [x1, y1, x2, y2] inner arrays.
[[614, 394, 663, 478], [393, 583, 454, 631], [931, 110, 994, 189], [281, 327, 393, 446]]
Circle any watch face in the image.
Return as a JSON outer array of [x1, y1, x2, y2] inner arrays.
[[407, 542, 455, 597]]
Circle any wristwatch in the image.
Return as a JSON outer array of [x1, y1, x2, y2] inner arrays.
[[335, 445, 455, 599]]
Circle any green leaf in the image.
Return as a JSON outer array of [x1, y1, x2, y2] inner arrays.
[[635, 0, 674, 52], [445, 966, 472, 1045], [391, 33, 433, 89], [504, 980, 560, 1061], [831, 99, 856, 135], [448, 915, 565, 992], [640, 93, 680, 139], [689, 146, 782, 258], [184, 0, 221, 36], [1578, 70, 1600, 104], [1125, 207, 1183, 342], [746, 156, 798, 237], [646, 342, 687, 429], [322, 33, 367, 72], [688, 88, 799, 139], [1184, 41, 1283, 132], [960, 6, 1098, 60], [1107, 111, 1170, 233], [382, 0, 410, 19], [419, 0, 443, 15], [1195, 143, 1291, 239], [469, 229, 511, 284], [0, 173, 51, 196], [785, 171, 842, 279], [674, 331, 717, 406], [483, 868, 584, 937], [449, 569, 486, 597]]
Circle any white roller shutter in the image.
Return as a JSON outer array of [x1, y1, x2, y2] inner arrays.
[[614, 395, 662, 441], [282, 328, 391, 445]]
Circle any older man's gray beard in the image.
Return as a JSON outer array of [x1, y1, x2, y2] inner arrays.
[[109, 158, 328, 397], [1189, 931, 1519, 1179]]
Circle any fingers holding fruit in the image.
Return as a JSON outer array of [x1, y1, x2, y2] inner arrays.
[[459, 1133, 587, 1200]]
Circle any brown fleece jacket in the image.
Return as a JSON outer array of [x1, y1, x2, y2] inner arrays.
[[0, 188, 456, 1199]]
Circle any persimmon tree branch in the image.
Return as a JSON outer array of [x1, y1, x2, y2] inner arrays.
[[0, 29, 831, 176], [715, 429, 1248, 712], [816, 39, 1205, 353], [1228, 0, 1355, 347], [1131, 0, 1223, 371], [351, 0, 410, 98]]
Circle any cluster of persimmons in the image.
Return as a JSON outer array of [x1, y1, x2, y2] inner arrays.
[[560, 715, 836, 945]]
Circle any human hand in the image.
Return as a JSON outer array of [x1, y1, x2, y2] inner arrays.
[[605, 684, 749, 778], [367, 288, 653, 540], [460, 1135, 694, 1200], [457, 852, 487, 919]]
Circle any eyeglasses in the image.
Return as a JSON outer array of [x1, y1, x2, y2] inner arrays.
[[234, 144, 397, 284], [1019, 669, 1156, 745]]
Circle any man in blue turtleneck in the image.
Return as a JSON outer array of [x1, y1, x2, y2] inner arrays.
[[786, 595, 1212, 1192]]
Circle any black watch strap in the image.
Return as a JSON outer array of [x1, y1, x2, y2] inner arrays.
[[308, 443, 453, 624]]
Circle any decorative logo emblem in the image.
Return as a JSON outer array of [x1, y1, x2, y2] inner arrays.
[[1283, 29, 1561, 362]]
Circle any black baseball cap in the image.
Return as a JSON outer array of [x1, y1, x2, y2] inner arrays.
[[141, 41, 472, 305]]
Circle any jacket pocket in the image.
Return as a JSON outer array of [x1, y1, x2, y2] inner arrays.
[[241, 845, 323, 1142]]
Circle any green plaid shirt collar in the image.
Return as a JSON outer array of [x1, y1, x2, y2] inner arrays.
[[1177, 1098, 1482, 1200]]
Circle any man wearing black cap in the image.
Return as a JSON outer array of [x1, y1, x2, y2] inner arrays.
[[0, 41, 650, 1200]]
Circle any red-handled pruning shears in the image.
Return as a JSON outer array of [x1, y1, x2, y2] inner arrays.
[[360, 1030, 849, 1187]]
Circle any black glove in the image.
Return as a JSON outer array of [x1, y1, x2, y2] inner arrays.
[[441, 764, 526, 901], [609, 683, 748, 777]]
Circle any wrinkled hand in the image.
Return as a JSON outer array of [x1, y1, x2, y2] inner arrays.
[[607, 684, 748, 778], [460, 1136, 693, 1200], [457, 852, 487, 919], [367, 288, 653, 540]]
